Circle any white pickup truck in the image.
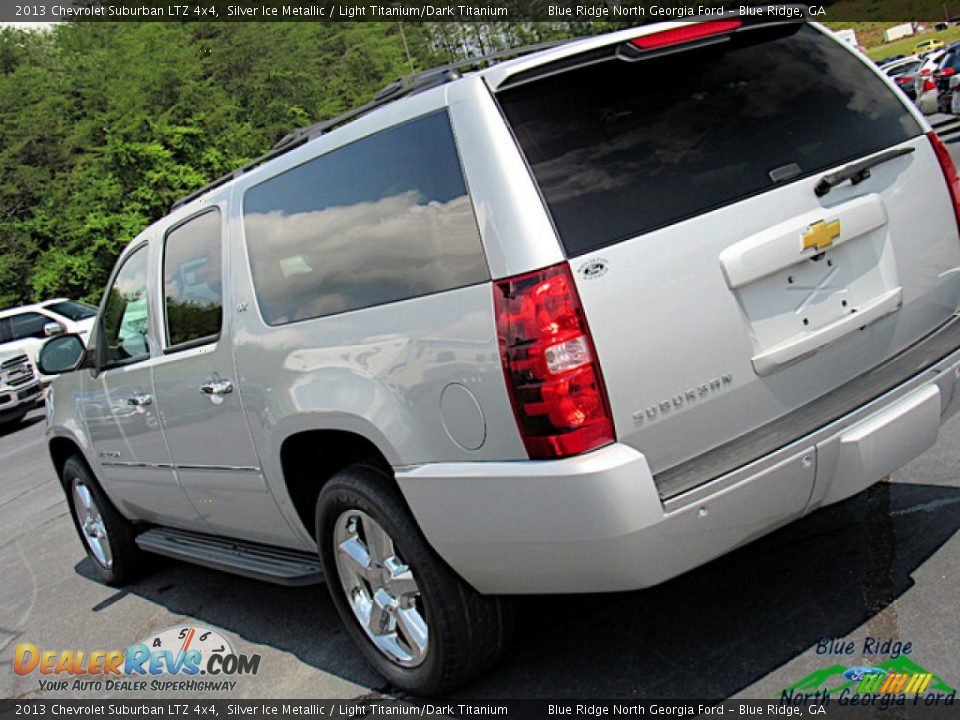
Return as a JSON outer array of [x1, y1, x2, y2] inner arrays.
[[0, 350, 41, 427]]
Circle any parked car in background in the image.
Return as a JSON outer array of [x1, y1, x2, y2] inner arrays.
[[894, 69, 922, 100], [0, 350, 41, 427], [917, 47, 949, 79], [0, 299, 98, 382], [883, 57, 923, 99], [877, 54, 906, 66], [915, 38, 946, 55], [881, 55, 921, 75], [932, 49, 960, 112], [916, 45, 960, 113], [898, 50, 946, 101], [912, 48, 951, 107], [37, 20, 960, 695]]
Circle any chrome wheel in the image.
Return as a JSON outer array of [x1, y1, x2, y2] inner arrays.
[[333, 509, 428, 667], [72, 481, 112, 568]]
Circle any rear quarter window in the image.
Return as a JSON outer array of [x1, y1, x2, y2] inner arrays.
[[497, 25, 922, 257], [242, 110, 488, 326]]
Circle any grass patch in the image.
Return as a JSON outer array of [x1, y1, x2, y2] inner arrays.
[[863, 26, 960, 60]]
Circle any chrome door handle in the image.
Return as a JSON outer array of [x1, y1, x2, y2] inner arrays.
[[127, 393, 153, 406], [200, 378, 233, 396]]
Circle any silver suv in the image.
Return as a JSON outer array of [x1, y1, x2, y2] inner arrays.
[[39, 20, 960, 694]]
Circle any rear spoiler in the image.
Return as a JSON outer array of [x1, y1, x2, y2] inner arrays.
[[493, 7, 808, 91]]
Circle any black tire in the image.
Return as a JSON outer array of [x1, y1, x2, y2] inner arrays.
[[62, 455, 146, 586], [316, 463, 512, 695]]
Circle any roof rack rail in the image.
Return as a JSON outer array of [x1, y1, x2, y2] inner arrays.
[[170, 135, 312, 211], [171, 36, 576, 212], [271, 38, 575, 152], [270, 65, 464, 153]]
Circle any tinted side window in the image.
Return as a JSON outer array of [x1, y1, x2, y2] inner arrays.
[[9, 312, 51, 340], [243, 111, 488, 326], [101, 245, 150, 367], [498, 25, 921, 256], [163, 210, 223, 348]]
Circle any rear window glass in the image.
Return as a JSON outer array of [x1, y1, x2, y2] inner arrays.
[[242, 111, 487, 326], [498, 25, 922, 257]]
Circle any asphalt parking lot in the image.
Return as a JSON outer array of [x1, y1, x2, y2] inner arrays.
[[4, 120, 960, 702]]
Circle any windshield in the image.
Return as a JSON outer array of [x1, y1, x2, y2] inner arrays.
[[44, 300, 98, 321], [887, 62, 921, 76]]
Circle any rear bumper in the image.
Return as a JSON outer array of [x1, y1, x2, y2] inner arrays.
[[397, 345, 960, 594]]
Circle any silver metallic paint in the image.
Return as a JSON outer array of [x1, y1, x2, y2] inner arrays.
[[42, 23, 960, 595]]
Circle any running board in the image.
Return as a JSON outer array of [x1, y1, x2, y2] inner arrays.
[[136, 528, 323, 586]]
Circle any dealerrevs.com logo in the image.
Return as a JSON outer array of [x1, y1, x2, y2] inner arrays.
[[14, 625, 261, 692]]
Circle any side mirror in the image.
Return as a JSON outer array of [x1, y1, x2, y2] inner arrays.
[[43, 321, 64, 338], [37, 334, 88, 376]]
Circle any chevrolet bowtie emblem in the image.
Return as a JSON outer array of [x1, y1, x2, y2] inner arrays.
[[802, 219, 840, 252]]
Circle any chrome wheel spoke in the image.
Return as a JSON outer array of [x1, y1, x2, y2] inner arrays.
[[337, 536, 377, 583], [97, 521, 113, 566], [369, 588, 395, 634], [362, 519, 394, 566], [378, 633, 413, 663], [75, 484, 93, 513], [395, 606, 428, 660]]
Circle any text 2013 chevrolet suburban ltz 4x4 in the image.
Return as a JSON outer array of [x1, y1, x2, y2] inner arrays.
[[40, 19, 960, 694]]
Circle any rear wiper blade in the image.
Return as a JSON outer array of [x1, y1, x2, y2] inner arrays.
[[814, 146, 916, 197]]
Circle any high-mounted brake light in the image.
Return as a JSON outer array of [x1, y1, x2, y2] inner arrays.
[[928, 131, 960, 239], [494, 263, 614, 459], [629, 20, 743, 51]]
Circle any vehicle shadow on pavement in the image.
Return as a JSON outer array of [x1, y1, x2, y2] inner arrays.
[[74, 480, 960, 699], [0, 412, 44, 438]]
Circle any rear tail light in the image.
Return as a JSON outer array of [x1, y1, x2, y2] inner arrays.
[[923, 78, 937, 92], [921, 68, 932, 75], [493, 262, 614, 459], [928, 131, 960, 238], [629, 20, 742, 51], [944, 67, 957, 77]]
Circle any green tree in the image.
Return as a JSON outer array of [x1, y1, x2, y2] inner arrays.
[[0, 21, 600, 307]]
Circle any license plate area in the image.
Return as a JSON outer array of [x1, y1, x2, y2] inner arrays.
[[718, 194, 901, 374], [738, 234, 894, 345]]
